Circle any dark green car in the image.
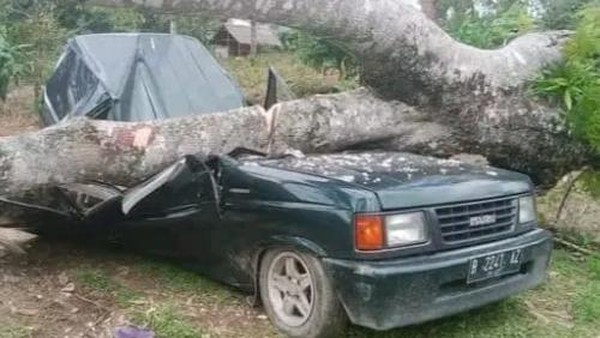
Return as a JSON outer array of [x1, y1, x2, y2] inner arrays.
[[44, 151, 552, 337]]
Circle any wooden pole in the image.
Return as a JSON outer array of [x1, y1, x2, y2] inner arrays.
[[250, 20, 258, 56]]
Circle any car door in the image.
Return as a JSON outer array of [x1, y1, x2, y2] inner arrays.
[[114, 155, 222, 259]]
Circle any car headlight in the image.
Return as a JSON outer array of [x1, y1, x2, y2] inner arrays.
[[355, 212, 428, 251], [519, 195, 537, 224], [385, 212, 428, 247]]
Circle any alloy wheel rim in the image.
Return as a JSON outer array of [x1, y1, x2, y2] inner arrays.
[[267, 252, 315, 327]]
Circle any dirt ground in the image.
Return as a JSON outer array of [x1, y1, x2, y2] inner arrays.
[[0, 86, 40, 137], [0, 88, 276, 338], [0, 238, 277, 338], [2, 238, 599, 338]]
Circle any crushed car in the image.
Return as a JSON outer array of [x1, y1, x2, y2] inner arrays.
[[29, 33, 552, 337], [41, 33, 246, 124]]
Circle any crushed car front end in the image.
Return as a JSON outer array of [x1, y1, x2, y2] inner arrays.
[[252, 153, 553, 331], [325, 220, 552, 330]]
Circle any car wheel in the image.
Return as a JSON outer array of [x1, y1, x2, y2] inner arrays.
[[259, 249, 347, 338]]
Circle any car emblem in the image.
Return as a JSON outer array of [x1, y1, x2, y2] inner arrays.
[[469, 214, 496, 227]]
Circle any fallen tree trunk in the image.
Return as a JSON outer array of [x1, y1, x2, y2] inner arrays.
[[0, 89, 587, 203], [0, 90, 420, 198], [0, 0, 594, 235], [86, 0, 591, 182], [92, 0, 568, 104]]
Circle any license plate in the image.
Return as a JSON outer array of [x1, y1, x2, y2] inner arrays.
[[467, 248, 523, 284]]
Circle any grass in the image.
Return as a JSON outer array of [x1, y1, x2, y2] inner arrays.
[[76, 268, 114, 293], [73, 264, 212, 337], [75, 266, 143, 307], [137, 260, 237, 303], [222, 52, 357, 105], [573, 256, 600, 325], [0, 326, 33, 338], [69, 245, 599, 337], [132, 305, 204, 338], [130, 250, 600, 337]]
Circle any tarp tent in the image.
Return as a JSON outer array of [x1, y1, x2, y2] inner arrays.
[[42, 33, 246, 125]]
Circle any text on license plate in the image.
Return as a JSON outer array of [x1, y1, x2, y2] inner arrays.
[[467, 248, 523, 284]]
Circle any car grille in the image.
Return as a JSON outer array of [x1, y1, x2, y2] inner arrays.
[[435, 197, 517, 243]]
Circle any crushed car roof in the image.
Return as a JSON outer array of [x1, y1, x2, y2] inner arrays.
[[42, 33, 245, 124]]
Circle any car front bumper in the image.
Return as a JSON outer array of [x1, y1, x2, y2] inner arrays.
[[323, 229, 553, 331]]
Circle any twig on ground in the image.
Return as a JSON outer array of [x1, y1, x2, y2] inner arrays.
[[555, 167, 590, 223], [554, 236, 598, 257], [74, 293, 110, 312]]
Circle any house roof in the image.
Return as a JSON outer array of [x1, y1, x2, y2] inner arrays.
[[222, 20, 282, 47]]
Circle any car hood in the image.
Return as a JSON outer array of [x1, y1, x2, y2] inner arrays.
[[255, 152, 532, 210]]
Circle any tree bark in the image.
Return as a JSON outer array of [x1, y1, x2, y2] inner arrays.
[[420, 0, 439, 22], [86, 0, 589, 179], [250, 20, 258, 56], [0, 90, 420, 200]]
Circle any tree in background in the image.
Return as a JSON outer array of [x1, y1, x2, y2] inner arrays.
[[0, 27, 29, 103], [449, 3, 535, 48], [0, 1, 66, 104], [535, 4, 600, 152], [171, 14, 220, 45], [282, 0, 582, 82], [280, 30, 358, 81], [537, 0, 595, 29]]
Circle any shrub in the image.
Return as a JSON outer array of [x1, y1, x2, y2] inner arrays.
[[281, 30, 359, 80], [538, 0, 594, 30], [447, 4, 535, 48], [534, 4, 600, 152], [0, 27, 30, 101]]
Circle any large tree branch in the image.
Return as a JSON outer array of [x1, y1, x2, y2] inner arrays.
[[91, 0, 569, 107], [84, 1, 589, 180], [0, 1, 585, 196]]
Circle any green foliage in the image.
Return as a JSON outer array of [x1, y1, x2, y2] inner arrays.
[[538, 0, 596, 30], [0, 28, 30, 101], [579, 171, 600, 199], [534, 4, 600, 152], [281, 30, 358, 80], [74, 7, 147, 33], [574, 280, 600, 323], [174, 15, 220, 45], [589, 256, 600, 279], [446, 4, 535, 48]]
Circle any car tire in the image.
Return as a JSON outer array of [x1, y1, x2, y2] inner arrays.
[[259, 248, 347, 338]]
